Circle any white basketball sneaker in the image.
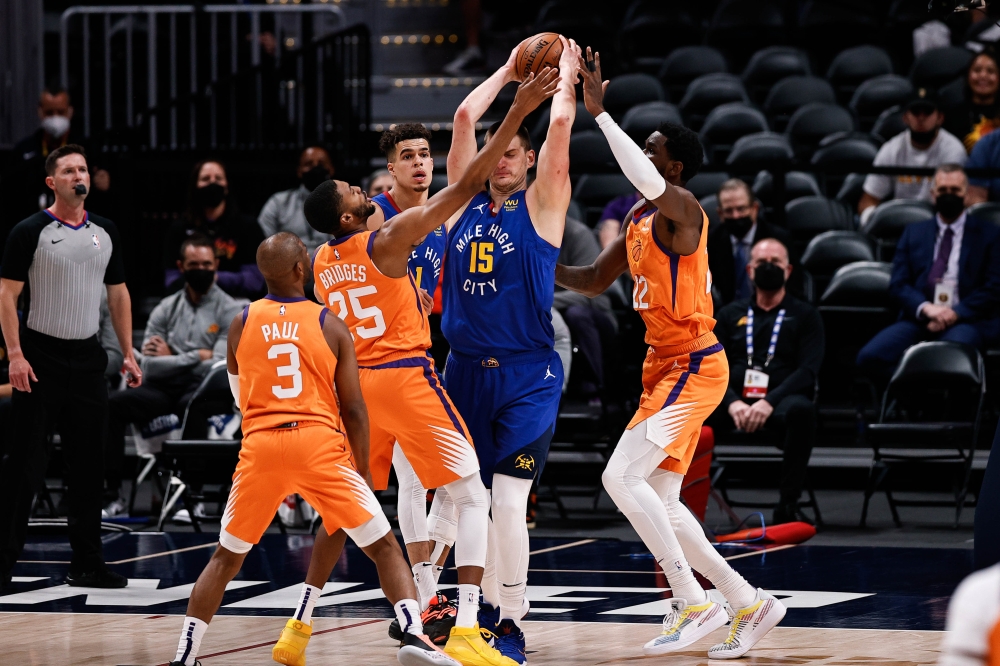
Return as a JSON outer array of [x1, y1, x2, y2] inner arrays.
[[643, 598, 728, 654], [708, 589, 786, 659]]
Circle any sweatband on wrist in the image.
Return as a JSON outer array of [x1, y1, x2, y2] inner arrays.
[[228, 372, 240, 407], [595, 112, 667, 200]]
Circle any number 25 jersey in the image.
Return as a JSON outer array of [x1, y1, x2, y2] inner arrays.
[[627, 206, 717, 351], [236, 296, 342, 435]]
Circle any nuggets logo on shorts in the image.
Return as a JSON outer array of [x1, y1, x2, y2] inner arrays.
[[514, 454, 535, 472], [482, 357, 500, 368]]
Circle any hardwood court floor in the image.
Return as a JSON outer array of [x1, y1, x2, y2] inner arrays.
[[1, 613, 944, 665]]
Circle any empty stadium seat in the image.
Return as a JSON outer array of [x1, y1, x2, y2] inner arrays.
[[706, 0, 788, 65], [534, 1, 610, 73], [618, 4, 702, 74], [569, 130, 617, 174], [621, 101, 684, 144], [763, 76, 838, 132], [909, 46, 973, 91], [678, 73, 751, 130], [573, 173, 636, 226], [849, 75, 914, 131], [835, 172, 867, 211], [784, 196, 855, 256], [725, 132, 794, 172], [530, 102, 598, 149], [699, 193, 722, 233], [795, 0, 881, 69], [871, 105, 906, 142], [686, 171, 730, 200], [785, 102, 856, 159], [967, 202, 1000, 228], [860, 199, 934, 260], [603, 73, 666, 121], [742, 46, 812, 104], [658, 46, 728, 102], [810, 135, 878, 195], [800, 230, 874, 299], [699, 103, 769, 164], [826, 45, 895, 104], [820, 260, 892, 306], [752, 170, 823, 211]]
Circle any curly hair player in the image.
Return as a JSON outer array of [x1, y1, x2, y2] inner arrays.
[[555, 47, 787, 659]]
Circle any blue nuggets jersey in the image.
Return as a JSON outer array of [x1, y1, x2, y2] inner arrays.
[[372, 191, 445, 296], [442, 190, 560, 356]]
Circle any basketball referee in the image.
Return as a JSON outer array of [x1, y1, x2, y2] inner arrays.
[[0, 145, 141, 590]]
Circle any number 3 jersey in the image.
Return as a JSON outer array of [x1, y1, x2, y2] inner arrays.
[[312, 229, 431, 364], [236, 296, 342, 435]]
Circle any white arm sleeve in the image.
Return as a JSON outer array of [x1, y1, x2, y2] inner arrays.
[[595, 112, 667, 201], [228, 372, 240, 407]]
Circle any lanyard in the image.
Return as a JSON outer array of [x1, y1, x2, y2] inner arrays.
[[746, 307, 785, 368]]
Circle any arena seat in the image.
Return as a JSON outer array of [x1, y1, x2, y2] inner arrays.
[[800, 230, 874, 300], [603, 73, 666, 121], [794, 0, 881, 69], [686, 171, 730, 200], [699, 193, 722, 233], [968, 201, 1000, 228], [569, 130, 617, 175], [725, 132, 794, 173], [705, 0, 788, 65], [784, 196, 855, 256], [658, 46, 728, 103], [763, 76, 838, 132], [871, 105, 906, 143], [618, 3, 702, 74], [699, 103, 770, 164], [534, 1, 611, 73], [567, 199, 586, 225], [573, 174, 636, 227], [742, 46, 812, 105], [909, 46, 974, 92], [530, 102, 598, 149], [752, 170, 823, 214], [810, 135, 878, 195], [678, 73, 751, 130], [826, 45, 895, 104], [860, 199, 934, 260], [835, 172, 867, 212], [785, 102, 855, 159], [620, 101, 684, 144], [849, 74, 914, 131]]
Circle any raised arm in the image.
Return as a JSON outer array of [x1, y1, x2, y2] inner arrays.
[[324, 311, 371, 484], [447, 44, 521, 186], [555, 204, 635, 297], [579, 48, 703, 256], [373, 69, 561, 274], [527, 37, 581, 247]]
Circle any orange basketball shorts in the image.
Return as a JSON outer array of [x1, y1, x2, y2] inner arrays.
[[220, 422, 388, 552], [627, 340, 729, 476], [359, 353, 479, 491]]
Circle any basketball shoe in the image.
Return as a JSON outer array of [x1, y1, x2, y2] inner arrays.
[[398, 632, 462, 666], [273, 618, 311, 666], [492, 619, 527, 665], [708, 589, 786, 659], [444, 625, 519, 666], [390, 593, 457, 645], [477, 598, 529, 646], [642, 598, 728, 654]]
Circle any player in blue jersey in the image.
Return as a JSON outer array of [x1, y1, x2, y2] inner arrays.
[[441, 37, 581, 664]]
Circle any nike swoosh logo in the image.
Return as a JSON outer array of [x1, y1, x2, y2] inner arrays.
[[51, 239, 64, 244]]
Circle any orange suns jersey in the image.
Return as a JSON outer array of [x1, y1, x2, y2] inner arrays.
[[313, 230, 431, 364], [236, 296, 342, 435], [626, 205, 717, 351]]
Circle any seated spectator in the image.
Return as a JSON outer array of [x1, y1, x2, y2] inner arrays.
[[708, 179, 791, 305], [104, 237, 242, 515], [859, 90, 968, 225], [366, 169, 393, 197], [709, 238, 825, 525], [597, 190, 641, 249], [257, 146, 335, 255], [165, 159, 265, 298], [554, 217, 617, 403], [942, 49, 1000, 153], [965, 125, 1000, 203], [857, 164, 1000, 380]]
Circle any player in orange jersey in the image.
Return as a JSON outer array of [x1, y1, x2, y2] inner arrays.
[[283, 70, 559, 666], [167, 233, 458, 666], [554, 49, 786, 660]]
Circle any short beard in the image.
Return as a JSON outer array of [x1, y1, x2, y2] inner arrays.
[[354, 202, 377, 219]]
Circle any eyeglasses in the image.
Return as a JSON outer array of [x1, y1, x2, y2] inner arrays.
[[719, 204, 754, 216]]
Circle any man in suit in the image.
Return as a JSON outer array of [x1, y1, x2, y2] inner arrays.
[[857, 164, 1000, 380], [708, 179, 792, 305]]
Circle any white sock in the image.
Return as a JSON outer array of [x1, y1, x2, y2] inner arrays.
[[412, 562, 437, 609], [174, 616, 208, 666], [499, 582, 526, 622], [294, 584, 321, 624], [432, 564, 444, 584], [456, 583, 480, 628], [394, 599, 424, 636], [658, 549, 708, 605]]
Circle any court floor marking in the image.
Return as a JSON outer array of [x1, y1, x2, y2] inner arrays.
[[107, 541, 219, 565], [529, 539, 597, 556], [527, 544, 800, 574], [722, 543, 799, 560]]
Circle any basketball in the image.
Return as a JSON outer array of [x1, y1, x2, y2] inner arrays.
[[514, 32, 563, 81]]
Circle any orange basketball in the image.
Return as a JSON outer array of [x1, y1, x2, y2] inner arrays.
[[514, 32, 563, 81]]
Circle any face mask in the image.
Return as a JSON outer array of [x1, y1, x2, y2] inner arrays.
[[935, 192, 965, 219], [301, 166, 330, 192], [41, 115, 70, 138], [752, 261, 786, 292], [183, 269, 216, 294], [193, 182, 226, 209], [724, 216, 754, 239], [910, 128, 938, 145]]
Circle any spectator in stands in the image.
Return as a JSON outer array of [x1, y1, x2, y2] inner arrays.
[[554, 217, 617, 404], [597, 190, 641, 249], [857, 164, 1000, 380], [165, 159, 265, 298], [943, 49, 1000, 153], [710, 238, 825, 525], [257, 146, 335, 255], [366, 169, 393, 197], [103, 236, 242, 516], [859, 90, 968, 226], [708, 179, 791, 305], [965, 125, 1000, 203]]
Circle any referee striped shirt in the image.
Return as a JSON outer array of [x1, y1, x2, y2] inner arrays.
[[1, 209, 125, 340]]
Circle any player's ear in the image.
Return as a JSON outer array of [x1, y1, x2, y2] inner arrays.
[[526, 150, 536, 169], [45, 175, 55, 191], [386, 161, 395, 176]]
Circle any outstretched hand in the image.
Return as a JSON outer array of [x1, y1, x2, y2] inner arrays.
[[578, 46, 609, 118], [510, 67, 562, 119]]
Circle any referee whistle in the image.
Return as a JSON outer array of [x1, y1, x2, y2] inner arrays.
[[74, 184, 87, 196]]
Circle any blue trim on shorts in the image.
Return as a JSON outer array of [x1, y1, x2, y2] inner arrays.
[[358, 356, 426, 370], [662, 342, 724, 408]]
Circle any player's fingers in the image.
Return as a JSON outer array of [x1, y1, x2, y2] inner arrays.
[[28, 366, 37, 383], [595, 50, 602, 74], [603, 80, 610, 93]]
